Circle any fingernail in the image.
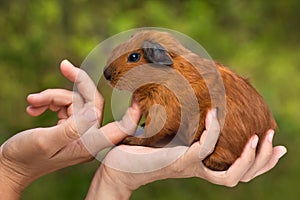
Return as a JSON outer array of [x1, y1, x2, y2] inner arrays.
[[62, 59, 71, 65], [279, 147, 288, 158], [27, 93, 40, 101], [27, 93, 39, 98], [251, 135, 259, 149], [211, 108, 217, 118], [268, 130, 275, 143]]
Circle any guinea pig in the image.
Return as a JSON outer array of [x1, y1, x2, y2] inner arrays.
[[103, 30, 277, 171]]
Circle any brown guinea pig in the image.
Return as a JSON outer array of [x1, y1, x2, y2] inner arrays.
[[103, 30, 277, 171]]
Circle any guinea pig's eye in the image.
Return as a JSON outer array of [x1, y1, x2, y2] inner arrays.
[[128, 52, 141, 62]]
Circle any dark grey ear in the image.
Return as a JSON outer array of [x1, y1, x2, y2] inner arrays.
[[142, 41, 173, 65]]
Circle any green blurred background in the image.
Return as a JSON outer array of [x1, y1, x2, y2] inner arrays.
[[0, 0, 299, 199]]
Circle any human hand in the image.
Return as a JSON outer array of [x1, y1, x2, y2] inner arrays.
[[0, 60, 141, 197], [86, 109, 287, 200]]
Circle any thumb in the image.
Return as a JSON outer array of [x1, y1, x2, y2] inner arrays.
[[116, 98, 142, 136], [78, 100, 142, 156], [100, 98, 142, 145], [51, 107, 99, 149]]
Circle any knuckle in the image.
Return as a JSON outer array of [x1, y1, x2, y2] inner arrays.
[[63, 120, 79, 139], [199, 147, 212, 159], [78, 69, 88, 78], [225, 180, 238, 188], [241, 177, 252, 183], [67, 106, 73, 116], [41, 89, 52, 96], [243, 155, 255, 166], [73, 92, 83, 101], [261, 150, 273, 159]]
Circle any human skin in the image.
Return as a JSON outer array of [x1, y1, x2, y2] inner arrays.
[[86, 123, 286, 200], [0, 60, 287, 200], [0, 60, 141, 199]]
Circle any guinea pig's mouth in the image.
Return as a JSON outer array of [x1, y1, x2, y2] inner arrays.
[[103, 67, 130, 90], [103, 66, 112, 81], [103, 68, 118, 88]]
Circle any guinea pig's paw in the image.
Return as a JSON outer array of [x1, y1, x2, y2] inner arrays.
[[122, 136, 149, 146]]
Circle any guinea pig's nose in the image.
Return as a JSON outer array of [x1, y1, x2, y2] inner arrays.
[[103, 67, 112, 81]]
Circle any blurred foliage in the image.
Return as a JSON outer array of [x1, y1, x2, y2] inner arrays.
[[0, 0, 299, 199]]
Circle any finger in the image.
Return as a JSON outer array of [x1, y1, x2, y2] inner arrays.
[[57, 107, 68, 120], [251, 145, 287, 179], [47, 107, 99, 152], [202, 135, 258, 187], [101, 99, 141, 144], [205, 108, 214, 129], [116, 98, 142, 136], [58, 119, 67, 125], [27, 89, 82, 118], [80, 100, 141, 156], [103, 144, 188, 174], [60, 60, 104, 106], [27, 104, 69, 120], [60, 60, 104, 124], [199, 108, 221, 159], [67, 105, 74, 116], [240, 130, 275, 182], [48, 104, 65, 112], [27, 89, 74, 107], [223, 135, 258, 187], [26, 105, 49, 116]]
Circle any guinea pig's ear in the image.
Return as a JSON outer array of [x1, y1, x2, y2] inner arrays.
[[142, 41, 173, 66]]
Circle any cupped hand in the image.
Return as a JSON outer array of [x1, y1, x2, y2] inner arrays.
[[86, 109, 287, 200], [0, 60, 141, 194]]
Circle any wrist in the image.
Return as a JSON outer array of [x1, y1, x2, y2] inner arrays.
[[86, 165, 132, 200], [0, 144, 35, 198], [0, 165, 22, 200]]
